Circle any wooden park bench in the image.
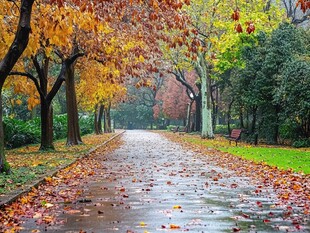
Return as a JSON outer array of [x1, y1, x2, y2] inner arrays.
[[170, 126, 187, 135], [225, 129, 243, 146], [171, 126, 179, 133], [178, 126, 187, 135]]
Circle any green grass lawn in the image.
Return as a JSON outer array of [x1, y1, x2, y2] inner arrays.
[[182, 136, 310, 175], [220, 146, 310, 174]]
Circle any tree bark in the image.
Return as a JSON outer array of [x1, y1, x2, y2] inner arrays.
[[186, 101, 193, 133], [0, 83, 8, 173], [0, 0, 35, 173], [65, 61, 82, 146], [94, 105, 99, 134], [196, 52, 214, 139], [94, 104, 104, 134], [98, 104, 104, 134], [227, 100, 234, 134], [40, 102, 54, 150], [194, 94, 202, 132], [251, 106, 258, 134], [104, 103, 112, 133]]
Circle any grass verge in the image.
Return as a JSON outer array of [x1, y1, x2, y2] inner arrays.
[[167, 133, 310, 175]]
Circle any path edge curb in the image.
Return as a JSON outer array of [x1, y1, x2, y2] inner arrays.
[[0, 130, 125, 209]]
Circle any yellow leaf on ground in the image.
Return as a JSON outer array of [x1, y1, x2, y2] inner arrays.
[[140, 221, 147, 227]]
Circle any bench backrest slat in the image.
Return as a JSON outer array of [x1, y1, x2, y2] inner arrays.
[[230, 129, 242, 138]]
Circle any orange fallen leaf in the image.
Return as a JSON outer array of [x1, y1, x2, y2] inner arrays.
[[170, 224, 180, 229]]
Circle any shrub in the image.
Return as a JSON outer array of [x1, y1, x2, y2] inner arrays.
[[3, 114, 95, 149], [79, 114, 94, 135], [3, 117, 41, 149], [214, 124, 236, 135], [167, 125, 178, 131], [53, 114, 67, 140], [292, 138, 310, 148]]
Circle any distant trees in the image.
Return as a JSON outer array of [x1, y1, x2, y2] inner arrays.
[[217, 23, 310, 145]]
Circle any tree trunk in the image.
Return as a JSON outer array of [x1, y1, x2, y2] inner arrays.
[[239, 105, 244, 129], [40, 101, 54, 150], [186, 101, 193, 133], [211, 86, 216, 132], [0, 83, 9, 173], [104, 103, 112, 133], [65, 62, 82, 146], [251, 106, 258, 134], [94, 104, 103, 134], [227, 100, 234, 134], [197, 53, 214, 139], [0, 0, 35, 173], [94, 105, 100, 135], [98, 104, 104, 134], [194, 95, 202, 132]]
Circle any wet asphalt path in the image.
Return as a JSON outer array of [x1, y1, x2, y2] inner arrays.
[[21, 130, 309, 232]]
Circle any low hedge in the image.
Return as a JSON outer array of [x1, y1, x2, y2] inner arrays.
[[3, 114, 94, 149]]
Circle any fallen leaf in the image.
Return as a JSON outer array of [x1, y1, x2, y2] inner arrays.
[[140, 221, 147, 227], [170, 224, 180, 229]]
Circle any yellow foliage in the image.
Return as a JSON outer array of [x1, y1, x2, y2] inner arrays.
[[77, 59, 127, 112]]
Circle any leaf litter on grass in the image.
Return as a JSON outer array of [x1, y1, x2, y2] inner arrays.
[[0, 134, 120, 232], [0, 133, 115, 195]]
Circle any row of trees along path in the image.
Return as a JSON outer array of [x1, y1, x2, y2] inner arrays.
[[0, 0, 191, 173]]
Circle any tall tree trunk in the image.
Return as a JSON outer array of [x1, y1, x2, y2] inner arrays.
[[94, 104, 104, 134], [194, 95, 202, 132], [0, 83, 9, 173], [211, 86, 216, 132], [251, 106, 258, 134], [186, 101, 193, 133], [197, 53, 214, 139], [246, 110, 249, 130], [98, 104, 104, 134], [104, 103, 112, 133], [65, 62, 82, 146], [240, 106, 245, 128], [227, 100, 234, 134], [40, 101, 54, 150], [94, 104, 100, 135], [0, 0, 35, 173]]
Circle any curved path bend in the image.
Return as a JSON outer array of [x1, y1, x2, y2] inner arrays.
[[22, 130, 309, 232]]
